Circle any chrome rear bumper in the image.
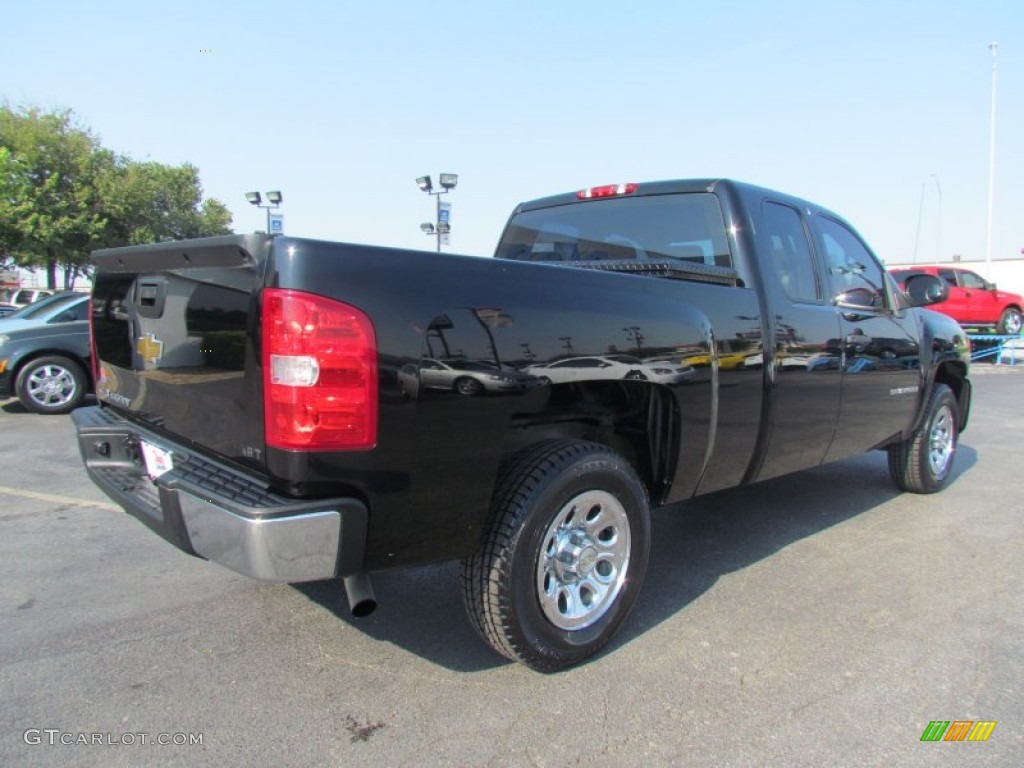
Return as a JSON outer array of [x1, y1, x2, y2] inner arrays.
[[72, 406, 367, 583]]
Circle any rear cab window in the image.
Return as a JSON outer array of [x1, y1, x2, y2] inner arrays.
[[495, 192, 735, 275]]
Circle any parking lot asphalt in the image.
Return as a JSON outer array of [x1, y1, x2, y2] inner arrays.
[[1, 365, 1022, 767]]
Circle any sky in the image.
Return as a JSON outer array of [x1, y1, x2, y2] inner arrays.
[[5, 1, 1023, 269]]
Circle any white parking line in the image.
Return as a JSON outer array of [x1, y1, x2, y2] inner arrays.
[[0, 484, 120, 512]]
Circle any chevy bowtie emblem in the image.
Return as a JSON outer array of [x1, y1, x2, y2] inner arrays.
[[137, 333, 164, 366]]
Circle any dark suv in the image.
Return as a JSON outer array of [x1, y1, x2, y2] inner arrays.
[[889, 265, 1023, 335]]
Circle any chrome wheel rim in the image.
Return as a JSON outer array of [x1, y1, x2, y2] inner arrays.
[[536, 490, 631, 631], [456, 378, 479, 395], [26, 364, 78, 409], [1006, 312, 1022, 335], [928, 404, 955, 478]]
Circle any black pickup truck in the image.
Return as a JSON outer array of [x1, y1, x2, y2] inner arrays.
[[73, 179, 971, 671]]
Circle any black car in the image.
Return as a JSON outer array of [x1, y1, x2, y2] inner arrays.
[[0, 294, 91, 413]]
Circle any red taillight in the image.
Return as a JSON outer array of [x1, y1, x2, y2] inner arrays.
[[576, 183, 638, 200], [262, 288, 378, 451]]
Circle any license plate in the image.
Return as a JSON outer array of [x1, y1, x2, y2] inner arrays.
[[140, 440, 174, 479]]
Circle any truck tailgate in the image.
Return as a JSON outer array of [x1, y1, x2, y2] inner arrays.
[[90, 235, 271, 470]]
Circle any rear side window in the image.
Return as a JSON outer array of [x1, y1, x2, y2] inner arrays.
[[889, 269, 926, 285], [762, 202, 820, 303], [52, 299, 89, 322], [496, 193, 733, 269]]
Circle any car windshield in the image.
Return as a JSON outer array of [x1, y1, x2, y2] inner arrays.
[[4, 293, 79, 320]]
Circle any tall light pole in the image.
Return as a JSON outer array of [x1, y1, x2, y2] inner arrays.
[[246, 190, 283, 235], [985, 42, 998, 277], [416, 174, 458, 252]]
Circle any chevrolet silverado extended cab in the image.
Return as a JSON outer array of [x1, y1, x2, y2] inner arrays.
[[73, 179, 970, 671]]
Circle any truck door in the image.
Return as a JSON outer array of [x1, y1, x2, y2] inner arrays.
[[936, 267, 969, 323], [953, 268, 998, 325], [754, 201, 843, 481], [812, 215, 922, 463]]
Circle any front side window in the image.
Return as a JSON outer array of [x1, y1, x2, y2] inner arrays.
[[816, 216, 888, 309], [959, 270, 988, 290]]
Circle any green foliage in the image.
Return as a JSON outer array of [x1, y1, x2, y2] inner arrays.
[[0, 107, 109, 287], [0, 103, 233, 289], [101, 161, 232, 246]]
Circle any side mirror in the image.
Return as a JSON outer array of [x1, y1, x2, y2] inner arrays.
[[835, 287, 877, 310], [904, 274, 949, 307]]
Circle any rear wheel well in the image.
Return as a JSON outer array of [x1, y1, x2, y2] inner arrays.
[[503, 381, 677, 504]]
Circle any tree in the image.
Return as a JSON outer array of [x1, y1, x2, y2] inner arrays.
[[100, 160, 232, 246], [0, 104, 233, 289], [0, 107, 110, 288]]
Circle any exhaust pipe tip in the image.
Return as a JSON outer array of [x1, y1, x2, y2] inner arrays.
[[343, 573, 377, 618]]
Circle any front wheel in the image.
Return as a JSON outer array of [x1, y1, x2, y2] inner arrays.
[[461, 440, 650, 672], [14, 355, 88, 414], [888, 383, 959, 494], [454, 377, 483, 396], [997, 307, 1022, 335]]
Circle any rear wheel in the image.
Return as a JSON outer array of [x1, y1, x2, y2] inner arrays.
[[14, 356, 87, 414], [997, 307, 1022, 335], [888, 383, 959, 494], [461, 440, 650, 672]]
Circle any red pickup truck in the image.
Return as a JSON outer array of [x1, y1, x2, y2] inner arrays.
[[889, 265, 1023, 335]]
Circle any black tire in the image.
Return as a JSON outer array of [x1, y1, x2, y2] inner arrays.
[[14, 355, 88, 415], [537, 376, 552, 385], [461, 440, 651, 672], [997, 307, 1022, 335], [455, 377, 483, 396], [888, 383, 959, 494], [624, 370, 646, 381]]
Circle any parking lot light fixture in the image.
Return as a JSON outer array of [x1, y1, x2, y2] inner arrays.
[[416, 172, 458, 252], [246, 189, 283, 235]]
